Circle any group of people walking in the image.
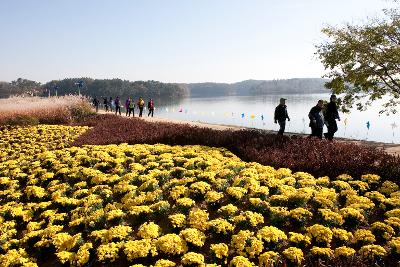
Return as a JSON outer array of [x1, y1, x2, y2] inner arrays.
[[93, 96, 155, 117], [94, 94, 341, 140], [274, 94, 340, 140]]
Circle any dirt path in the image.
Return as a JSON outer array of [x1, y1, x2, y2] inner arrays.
[[97, 110, 400, 156]]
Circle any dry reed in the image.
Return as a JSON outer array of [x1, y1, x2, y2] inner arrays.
[[0, 95, 94, 125]]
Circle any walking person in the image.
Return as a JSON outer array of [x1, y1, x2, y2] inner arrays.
[[274, 98, 290, 135], [115, 96, 121, 115], [109, 97, 114, 112], [148, 98, 154, 117], [93, 97, 99, 112], [128, 97, 135, 117], [137, 97, 145, 117], [103, 97, 109, 112], [324, 94, 341, 141], [308, 100, 325, 139], [125, 98, 131, 116]]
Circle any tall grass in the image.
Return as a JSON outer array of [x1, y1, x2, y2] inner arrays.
[[0, 95, 94, 125]]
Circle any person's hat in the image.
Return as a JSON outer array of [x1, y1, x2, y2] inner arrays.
[[280, 98, 287, 102]]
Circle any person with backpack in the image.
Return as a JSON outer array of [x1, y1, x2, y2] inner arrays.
[[274, 98, 290, 135], [128, 97, 135, 117], [137, 97, 145, 117], [324, 94, 341, 141], [115, 96, 121, 115], [308, 100, 325, 139], [148, 99, 154, 117]]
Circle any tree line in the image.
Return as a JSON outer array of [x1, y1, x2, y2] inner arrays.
[[0, 78, 189, 99], [1, 77, 331, 99]]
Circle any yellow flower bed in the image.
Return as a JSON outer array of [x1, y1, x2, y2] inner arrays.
[[0, 125, 399, 266]]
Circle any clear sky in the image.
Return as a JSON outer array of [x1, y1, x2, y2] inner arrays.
[[0, 0, 393, 83]]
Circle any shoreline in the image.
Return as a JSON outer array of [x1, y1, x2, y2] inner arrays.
[[97, 110, 400, 155]]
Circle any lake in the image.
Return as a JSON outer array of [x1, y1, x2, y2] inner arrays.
[[147, 94, 400, 144]]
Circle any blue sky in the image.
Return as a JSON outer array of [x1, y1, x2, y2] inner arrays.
[[0, 0, 392, 83]]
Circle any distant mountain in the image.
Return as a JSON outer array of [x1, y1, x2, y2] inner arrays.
[[249, 78, 330, 95], [182, 82, 233, 97], [232, 79, 266, 95], [185, 78, 329, 97]]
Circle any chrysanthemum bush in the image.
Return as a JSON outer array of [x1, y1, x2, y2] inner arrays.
[[1, 125, 400, 266], [73, 114, 400, 182], [0, 96, 94, 125]]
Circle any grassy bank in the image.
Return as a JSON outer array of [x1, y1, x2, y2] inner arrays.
[[0, 96, 94, 125]]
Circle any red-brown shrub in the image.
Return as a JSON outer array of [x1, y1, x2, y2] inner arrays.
[[73, 114, 400, 181]]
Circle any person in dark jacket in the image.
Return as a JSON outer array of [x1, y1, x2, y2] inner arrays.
[[148, 99, 154, 117], [109, 97, 114, 112], [125, 98, 130, 116], [308, 100, 325, 139], [93, 97, 99, 112], [103, 97, 109, 112], [324, 94, 341, 140], [115, 96, 121, 115], [274, 98, 290, 135]]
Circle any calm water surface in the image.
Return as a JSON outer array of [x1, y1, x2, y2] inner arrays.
[[149, 94, 400, 144]]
